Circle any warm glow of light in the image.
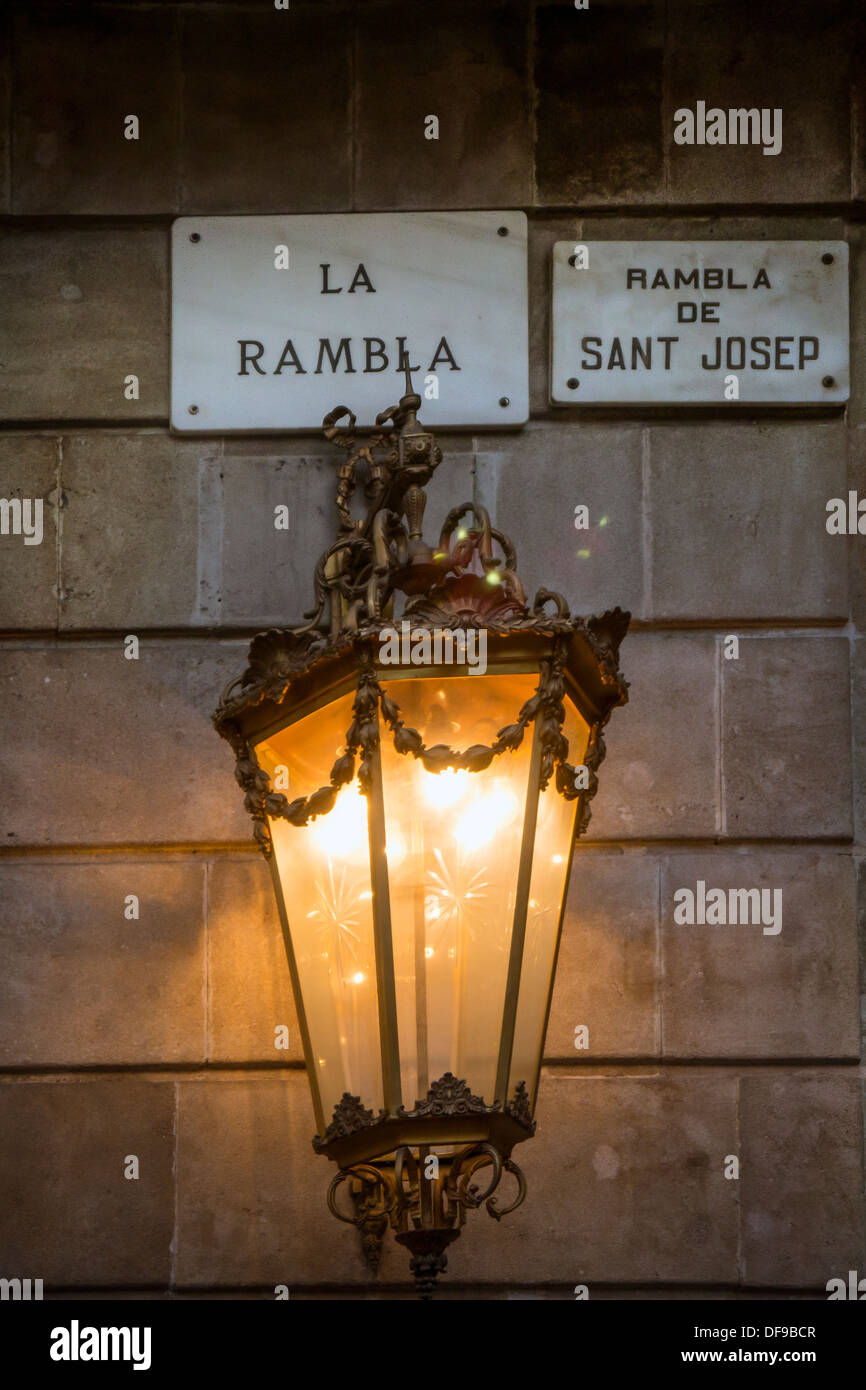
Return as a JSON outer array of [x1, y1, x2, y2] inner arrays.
[[351, 971, 365, 985], [486, 571, 501, 585], [455, 784, 521, 851], [386, 832, 406, 866], [422, 766, 470, 807], [308, 782, 367, 855], [552, 854, 563, 864], [424, 946, 434, 958]]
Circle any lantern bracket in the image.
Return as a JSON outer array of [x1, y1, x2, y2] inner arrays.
[[328, 1140, 528, 1297]]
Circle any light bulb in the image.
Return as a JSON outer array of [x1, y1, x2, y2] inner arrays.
[[308, 783, 367, 856], [422, 766, 469, 807], [386, 832, 406, 867], [454, 781, 520, 851]]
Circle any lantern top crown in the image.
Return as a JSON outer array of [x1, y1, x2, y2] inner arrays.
[[215, 380, 629, 735]]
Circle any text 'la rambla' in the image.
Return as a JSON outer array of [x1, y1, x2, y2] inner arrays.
[[236, 262, 461, 378]]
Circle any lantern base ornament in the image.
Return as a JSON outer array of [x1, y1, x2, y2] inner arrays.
[[328, 1141, 528, 1298]]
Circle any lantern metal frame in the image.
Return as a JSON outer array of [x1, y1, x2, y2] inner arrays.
[[213, 371, 629, 1294]]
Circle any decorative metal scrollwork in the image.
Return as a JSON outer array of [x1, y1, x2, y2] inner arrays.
[[329, 1138, 528, 1297]]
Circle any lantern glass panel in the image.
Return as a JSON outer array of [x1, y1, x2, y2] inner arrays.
[[378, 671, 538, 1107], [255, 692, 382, 1121], [508, 696, 589, 1101]]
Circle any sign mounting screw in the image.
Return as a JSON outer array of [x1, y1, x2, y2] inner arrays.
[[189, 232, 201, 244], [567, 378, 580, 390], [822, 376, 836, 388], [821, 252, 834, 265], [499, 396, 510, 407], [188, 404, 200, 414]]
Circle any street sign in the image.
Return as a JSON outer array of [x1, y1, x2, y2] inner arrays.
[[550, 241, 849, 405], [171, 212, 528, 431]]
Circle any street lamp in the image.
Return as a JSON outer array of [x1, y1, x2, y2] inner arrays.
[[214, 373, 629, 1295]]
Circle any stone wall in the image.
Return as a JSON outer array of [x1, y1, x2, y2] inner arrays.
[[0, 0, 864, 1297]]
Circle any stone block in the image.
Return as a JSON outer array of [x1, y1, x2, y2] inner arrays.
[[474, 423, 646, 620], [667, 0, 851, 204], [648, 423, 848, 621], [207, 859, 303, 1064], [0, 435, 59, 630], [0, 7, 8, 213], [535, 0, 665, 207], [0, 1078, 174, 1285], [356, 2, 531, 209], [174, 1075, 406, 1287], [722, 636, 852, 839], [660, 850, 859, 1059], [855, 2, 866, 203], [857, 857, 866, 1055], [0, 227, 168, 422], [180, 7, 351, 213], [12, 4, 179, 214], [584, 631, 719, 840], [60, 433, 208, 630], [580, 214, 849, 243], [849, 428, 866, 634], [0, 859, 206, 1066], [849, 227, 866, 428], [449, 1069, 739, 1284], [740, 1072, 865, 1285], [0, 643, 251, 847], [220, 455, 339, 629], [546, 849, 659, 1058], [854, 638, 866, 848]]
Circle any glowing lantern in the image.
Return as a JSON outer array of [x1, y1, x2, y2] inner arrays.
[[214, 375, 628, 1294]]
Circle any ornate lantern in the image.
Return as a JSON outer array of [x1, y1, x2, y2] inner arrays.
[[214, 373, 629, 1295]]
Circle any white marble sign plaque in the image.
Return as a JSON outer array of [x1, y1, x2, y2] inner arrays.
[[171, 213, 528, 431], [551, 241, 849, 405]]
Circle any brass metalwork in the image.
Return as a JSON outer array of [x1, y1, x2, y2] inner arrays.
[[213, 370, 630, 1294], [313, 1072, 535, 1159], [327, 1140, 528, 1297]]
